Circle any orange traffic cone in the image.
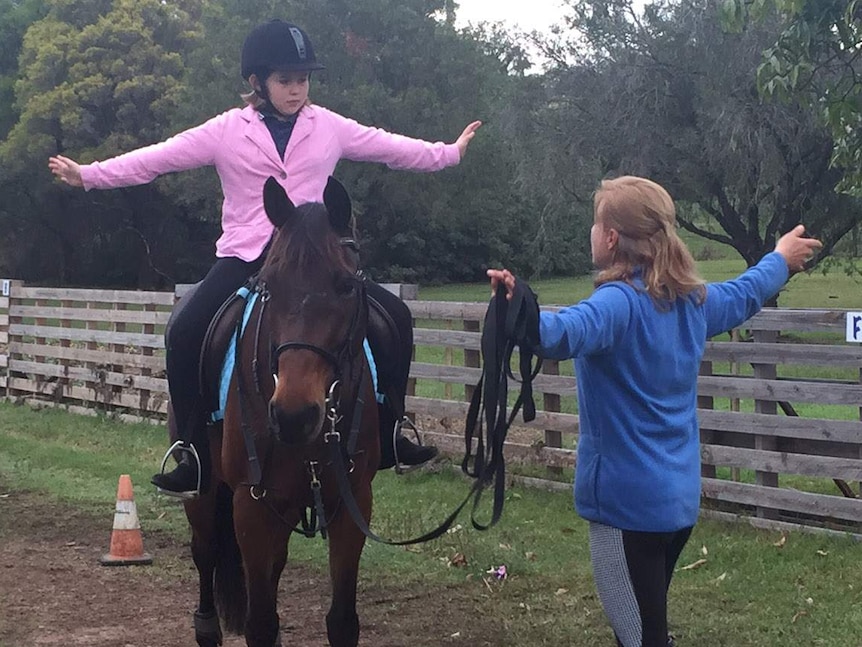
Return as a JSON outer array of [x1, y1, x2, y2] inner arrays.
[[100, 474, 153, 566]]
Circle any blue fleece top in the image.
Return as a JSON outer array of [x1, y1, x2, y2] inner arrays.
[[539, 252, 789, 532]]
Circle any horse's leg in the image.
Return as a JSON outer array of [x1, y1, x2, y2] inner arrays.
[[185, 490, 223, 647], [183, 421, 229, 647], [325, 482, 372, 647], [169, 405, 221, 646], [233, 488, 294, 647]]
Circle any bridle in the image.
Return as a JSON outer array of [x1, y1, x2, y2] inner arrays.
[[268, 238, 367, 396], [233, 236, 368, 534]]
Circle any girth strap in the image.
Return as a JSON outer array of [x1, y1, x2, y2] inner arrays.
[[234, 281, 268, 488]]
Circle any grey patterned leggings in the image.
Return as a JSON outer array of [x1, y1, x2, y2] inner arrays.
[[589, 521, 693, 647]]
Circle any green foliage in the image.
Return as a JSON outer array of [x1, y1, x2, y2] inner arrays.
[[0, 0, 47, 137], [723, 0, 862, 195], [7, 0, 203, 167], [0, 0, 210, 288], [543, 0, 862, 272]]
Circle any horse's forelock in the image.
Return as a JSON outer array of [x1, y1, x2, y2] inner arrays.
[[263, 202, 356, 279]]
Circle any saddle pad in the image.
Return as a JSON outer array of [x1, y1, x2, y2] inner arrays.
[[211, 295, 381, 422]]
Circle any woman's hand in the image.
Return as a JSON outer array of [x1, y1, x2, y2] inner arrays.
[[48, 155, 83, 188], [774, 225, 822, 272], [486, 268, 516, 300], [455, 121, 482, 159]]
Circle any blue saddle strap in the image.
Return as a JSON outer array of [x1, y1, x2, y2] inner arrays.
[[211, 288, 382, 422]]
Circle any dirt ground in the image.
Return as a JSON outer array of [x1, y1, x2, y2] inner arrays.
[[0, 487, 504, 647]]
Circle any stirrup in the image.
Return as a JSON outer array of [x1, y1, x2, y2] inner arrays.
[[392, 416, 429, 475], [155, 440, 202, 500]]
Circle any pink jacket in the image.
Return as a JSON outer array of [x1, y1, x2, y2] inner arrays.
[[80, 105, 461, 261]]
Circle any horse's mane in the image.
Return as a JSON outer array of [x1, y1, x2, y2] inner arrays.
[[262, 202, 356, 277]]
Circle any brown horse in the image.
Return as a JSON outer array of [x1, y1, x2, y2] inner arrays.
[[178, 176, 380, 647]]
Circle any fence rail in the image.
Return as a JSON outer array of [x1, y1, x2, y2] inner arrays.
[[0, 280, 859, 538]]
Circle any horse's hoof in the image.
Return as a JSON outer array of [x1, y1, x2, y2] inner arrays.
[[193, 609, 223, 646]]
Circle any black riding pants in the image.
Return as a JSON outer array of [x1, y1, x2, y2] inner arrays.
[[166, 257, 265, 442], [365, 282, 413, 401]]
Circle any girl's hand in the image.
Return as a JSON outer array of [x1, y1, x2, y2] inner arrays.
[[455, 121, 482, 159], [774, 225, 822, 272], [486, 268, 516, 300], [48, 155, 83, 188]]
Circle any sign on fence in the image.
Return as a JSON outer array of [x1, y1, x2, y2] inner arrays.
[[847, 312, 862, 343]]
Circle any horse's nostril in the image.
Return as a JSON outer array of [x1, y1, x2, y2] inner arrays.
[[269, 402, 321, 442]]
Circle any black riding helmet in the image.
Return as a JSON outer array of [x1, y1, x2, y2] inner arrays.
[[241, 20, 325, 80]]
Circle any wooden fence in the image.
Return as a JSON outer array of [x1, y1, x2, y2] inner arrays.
[[1, 280, 860, 538]]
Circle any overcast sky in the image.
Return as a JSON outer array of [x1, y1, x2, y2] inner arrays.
[[453, 1, 646, 33], [454, 0, 570, 33]]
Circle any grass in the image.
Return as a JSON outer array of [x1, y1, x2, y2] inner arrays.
[[1, 402, 861, 645]]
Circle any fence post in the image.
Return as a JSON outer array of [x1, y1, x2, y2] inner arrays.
[[729, 328, 741, 482], [752, 327, 779, 520], [0, 279, 13, 398], [543, 359, 563, 478], [4, 280, 23, 401], [464, 318, 480, 402], [698, 359, 716, 479]]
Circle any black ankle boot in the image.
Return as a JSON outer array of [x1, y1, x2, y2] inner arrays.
[[394, 434, 439, 467], [151, 452, 199, 498]]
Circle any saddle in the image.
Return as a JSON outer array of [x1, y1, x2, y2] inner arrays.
[[365, 293, 406, 410], [165, 280, 405, 423]]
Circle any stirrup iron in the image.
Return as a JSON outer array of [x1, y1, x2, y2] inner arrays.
[[393, 416, 426, 475], [155, 440, 202, 500]]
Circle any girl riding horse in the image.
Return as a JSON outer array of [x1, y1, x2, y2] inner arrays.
[[49, 19, 482, 498]]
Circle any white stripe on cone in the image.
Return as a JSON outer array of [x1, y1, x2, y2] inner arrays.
[[112, 499, 141, 531]]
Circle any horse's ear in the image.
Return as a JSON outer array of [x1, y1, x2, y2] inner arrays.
[[263, 177, 295, 229], [323, 176, 352, 233]]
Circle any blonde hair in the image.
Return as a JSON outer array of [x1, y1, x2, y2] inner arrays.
[[593, 176, 705, 306]]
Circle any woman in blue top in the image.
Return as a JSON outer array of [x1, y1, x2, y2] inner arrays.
[[488, 175, 821, 647]]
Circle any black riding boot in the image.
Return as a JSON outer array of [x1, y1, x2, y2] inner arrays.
[[377, 402, 438, 470], [151, 448, 200, 498], [395, 416, 439, 466], [395, 432, 439, 466], [151, 410, 209, 499]]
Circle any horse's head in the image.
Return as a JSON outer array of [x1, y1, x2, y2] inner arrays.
[[258, 176, 367, 446]]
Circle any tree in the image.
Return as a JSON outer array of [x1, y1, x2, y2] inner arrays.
[[0, 0, 47, 138], [721, 1, 862, 194], [538, 0, 862, 278], [0, 0, 208, 286]]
